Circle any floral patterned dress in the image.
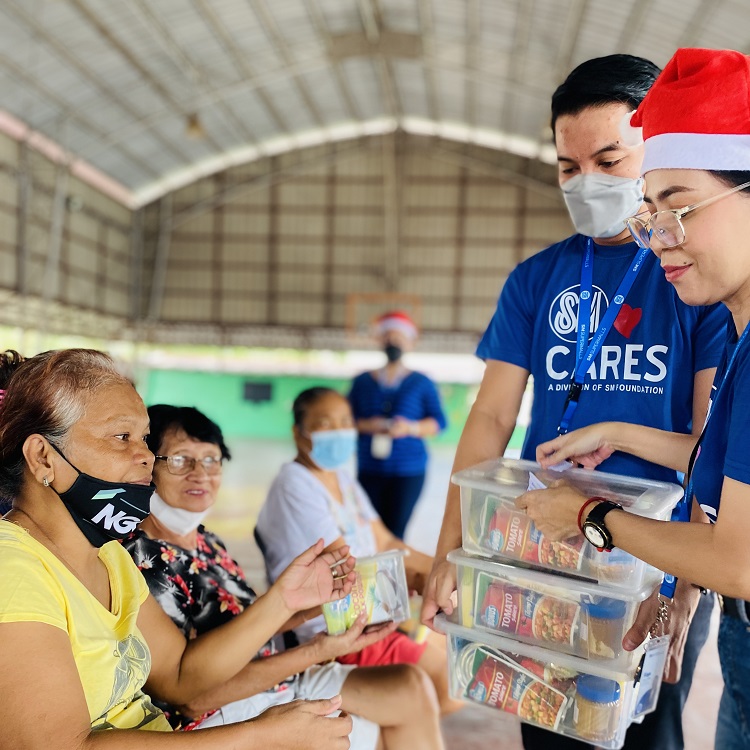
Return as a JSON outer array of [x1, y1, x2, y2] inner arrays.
[[123, 526, 291, 729]]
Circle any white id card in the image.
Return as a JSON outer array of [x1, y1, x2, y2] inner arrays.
[[371, 434, 393, 459], [633, 635, 670, 719]]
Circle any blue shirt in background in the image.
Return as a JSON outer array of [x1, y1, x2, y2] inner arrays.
[[476, 233, 728, 482], [349, 370, 447, 477]]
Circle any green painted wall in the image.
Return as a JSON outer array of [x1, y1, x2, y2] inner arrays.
[[141, 369, 527, 450]]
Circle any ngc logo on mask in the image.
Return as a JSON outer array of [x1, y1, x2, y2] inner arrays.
[[91, 501, 142, 535], [548, 284, 609, 343]]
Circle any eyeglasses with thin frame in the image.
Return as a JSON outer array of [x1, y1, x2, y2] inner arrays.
[[154, 454, 223, 475], [626, 180, 750, 250]]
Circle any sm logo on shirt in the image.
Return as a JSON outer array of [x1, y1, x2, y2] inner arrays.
[[548, 284, 608, 343]]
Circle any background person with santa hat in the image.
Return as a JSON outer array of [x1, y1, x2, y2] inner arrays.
[[521, 46, 750, 750], [348, 310, 447, 539]]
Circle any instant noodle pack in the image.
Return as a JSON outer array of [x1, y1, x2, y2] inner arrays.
[[441, 458, 682, 748]]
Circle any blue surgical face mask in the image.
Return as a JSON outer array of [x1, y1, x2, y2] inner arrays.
[[308, 429, 357, 470]]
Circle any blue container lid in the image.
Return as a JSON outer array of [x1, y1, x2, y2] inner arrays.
[[585, 597, 627, 620], [576, 675, 621, 704]]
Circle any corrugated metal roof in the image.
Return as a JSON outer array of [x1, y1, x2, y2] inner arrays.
[[2, 0, 746, 208]]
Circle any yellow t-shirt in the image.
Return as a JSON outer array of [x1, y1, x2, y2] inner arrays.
[[0, 521, 172, 732]]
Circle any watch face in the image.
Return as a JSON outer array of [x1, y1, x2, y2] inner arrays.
[[584, 524, 606, 548]]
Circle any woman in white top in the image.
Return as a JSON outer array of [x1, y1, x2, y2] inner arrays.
[[257, 387, 461, 715]]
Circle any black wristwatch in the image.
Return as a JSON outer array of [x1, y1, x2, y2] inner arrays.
[[582, 501, 623, 552]]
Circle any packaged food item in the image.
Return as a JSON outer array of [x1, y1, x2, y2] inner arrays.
[[482, 497, 586, 572], [574, 675, 623, 742], [461, 644, 568, 730], [517, 656, 577, 693], [477, 578, 580, 649], [589, 547, 638, 585], [459, 563, 475, 625], [400, 594, 429, 644], [456, 458, 684, 590], [454, 551, 652, 668], [322, 552, 409, 635], [584, 598, 627, 659], [439, 614, 667, 749], [322, 564, 375, 635]]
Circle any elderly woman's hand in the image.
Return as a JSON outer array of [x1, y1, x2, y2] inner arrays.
[[514, 482, 587, 541], [245, 697, 353, 750], [275, 540, 357, 614], [310, 612, 398, 662]]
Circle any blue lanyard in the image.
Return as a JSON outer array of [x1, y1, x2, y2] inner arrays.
[[659, 320, 750, 599], [558, 239, 651, 434]]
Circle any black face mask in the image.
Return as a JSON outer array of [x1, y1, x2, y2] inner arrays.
[[384, 344, 403, 363], [49, 443, 155, 548]]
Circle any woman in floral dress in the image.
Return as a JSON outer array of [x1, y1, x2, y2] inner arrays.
[[124, 404, 445, 750]]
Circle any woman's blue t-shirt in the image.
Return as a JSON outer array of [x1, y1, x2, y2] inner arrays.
[[691, 322, 750, 522]]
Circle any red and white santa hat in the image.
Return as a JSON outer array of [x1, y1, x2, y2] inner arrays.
[[629, 47, 750, 174], [373, 310, 418, 340]]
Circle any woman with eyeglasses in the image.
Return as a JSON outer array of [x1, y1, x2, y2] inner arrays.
[[0, 349, 357, 749], [515, 48, 750, 749], [123, 404, 445, 750]]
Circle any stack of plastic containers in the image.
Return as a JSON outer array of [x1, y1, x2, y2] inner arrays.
[[436, 458, 683, 748]]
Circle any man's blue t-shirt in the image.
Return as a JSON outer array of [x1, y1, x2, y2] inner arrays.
[[476, 233, 729, 482], [691, 323, 750, 523]]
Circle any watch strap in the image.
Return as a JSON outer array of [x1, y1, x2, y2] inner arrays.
[[577, 496, 606, 534], [586, 500, 623, 526], [583, 500, 623, 551]]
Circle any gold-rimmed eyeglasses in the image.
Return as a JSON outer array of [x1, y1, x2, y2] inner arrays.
[[625, 180, 750, 250], [154, 455, 223, 475]]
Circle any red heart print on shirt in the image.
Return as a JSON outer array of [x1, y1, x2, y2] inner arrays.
[[614, 304, 642, 338]]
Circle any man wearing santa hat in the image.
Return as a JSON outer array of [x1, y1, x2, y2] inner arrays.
[[422, 54, 728, 750], [349, 310, 447, 539]]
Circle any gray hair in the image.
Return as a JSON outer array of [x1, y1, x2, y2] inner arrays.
[[0, 349, 133, 498]]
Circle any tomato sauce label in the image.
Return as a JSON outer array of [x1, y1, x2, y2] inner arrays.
[[478, 579, 579, 648], [466, 650, 567, 729], [483, 498, 585, 572]]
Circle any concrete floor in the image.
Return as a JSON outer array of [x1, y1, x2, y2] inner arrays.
[[211, 439, 722, 750]]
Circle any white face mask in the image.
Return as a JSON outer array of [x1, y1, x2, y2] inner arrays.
[[150, 492, 211, 537], [561, 173, 645, 239]]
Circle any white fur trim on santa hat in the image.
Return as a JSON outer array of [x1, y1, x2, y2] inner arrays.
[[375, 314, 418, 339], [642, 132, 750, 173]]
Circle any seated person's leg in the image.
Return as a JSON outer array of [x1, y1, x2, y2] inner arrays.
[[299, 661, 445, 750]]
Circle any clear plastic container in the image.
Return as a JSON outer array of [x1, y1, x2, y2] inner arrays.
[[322, 549, 410, 635], [455, 458, 683, 589], [436, 614, 665, 750], [451, 549, 654, 671]]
